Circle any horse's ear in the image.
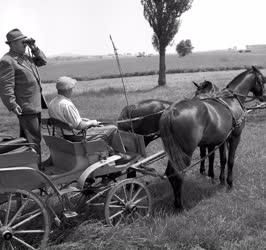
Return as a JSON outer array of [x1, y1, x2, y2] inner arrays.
[[251, 65, 257, 72], [193, 81, 200, 88]]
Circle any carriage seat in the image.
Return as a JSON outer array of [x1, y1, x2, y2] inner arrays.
[[42, 118, 119, 145], [43, 118, 146, 156], [0, 137, 28, 154]]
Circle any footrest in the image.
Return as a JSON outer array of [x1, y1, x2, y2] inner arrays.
[[63, 210, 78, 219]]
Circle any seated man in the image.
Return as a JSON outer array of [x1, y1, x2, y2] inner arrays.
[[48, 76, 131, 162]]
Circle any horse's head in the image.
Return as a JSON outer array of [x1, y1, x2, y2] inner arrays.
[[226, 66, 265, 102], [193, 80, 218, 97], [250, 66, 265, 101]]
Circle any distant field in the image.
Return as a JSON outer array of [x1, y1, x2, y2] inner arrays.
[[39, 51, 266, 82]]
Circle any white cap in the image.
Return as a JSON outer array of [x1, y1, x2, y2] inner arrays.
[[56, 76, 77, 91]]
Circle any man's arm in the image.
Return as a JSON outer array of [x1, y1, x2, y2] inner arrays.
[[0, 60, 21, 113], [77, 119, 99, 130], [62, 105, 99, 130]]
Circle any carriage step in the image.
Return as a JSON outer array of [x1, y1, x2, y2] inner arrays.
[[63, 210, 78, 218]]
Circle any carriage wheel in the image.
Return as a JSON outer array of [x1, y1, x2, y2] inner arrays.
[[104, 179, 152, 226], [0, 189, 50, 250]]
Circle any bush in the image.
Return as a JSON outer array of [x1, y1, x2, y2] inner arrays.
[[176, 39, 194, 57]]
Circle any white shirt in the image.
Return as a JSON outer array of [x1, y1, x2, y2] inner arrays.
[[48, 95, 82, 129]]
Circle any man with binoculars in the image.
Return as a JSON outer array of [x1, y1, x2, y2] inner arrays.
[[0, 28, 47, 169]]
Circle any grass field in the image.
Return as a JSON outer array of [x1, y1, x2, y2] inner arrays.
[[40, 51, 266, 82], [0, 55, 265, 249]]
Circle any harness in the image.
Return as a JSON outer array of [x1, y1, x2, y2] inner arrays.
[[215, 92, 246, 128], [117, 110, 165, 138]]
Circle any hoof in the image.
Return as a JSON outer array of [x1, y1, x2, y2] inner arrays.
[[226, 182, 233, 192], [219, 178, 225, 186], [174, 202, 184, 213], [208, 174, 215, 179], [210, 178, 217, 185], [200, 169, 206, 176]]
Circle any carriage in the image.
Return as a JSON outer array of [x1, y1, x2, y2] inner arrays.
[[0, 66, 265, 250], [0, 118, 167, 250]]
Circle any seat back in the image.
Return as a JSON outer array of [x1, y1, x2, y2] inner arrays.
[[0, 167, 50, 190], [42, 117, 79, 136], [119, 131, 146, 157], [0, 150, 39, 169], [43, 135, 109, 173]]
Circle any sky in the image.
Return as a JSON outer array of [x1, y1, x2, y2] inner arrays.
[[1, 0, 266, 57]]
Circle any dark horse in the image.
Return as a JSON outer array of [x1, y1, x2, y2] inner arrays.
[[118, 99, 172, 146], [159, 66, 265, 210], [118, 81, 219, 178], [194, 80, 221, 178], [118, 81, 219, 146]]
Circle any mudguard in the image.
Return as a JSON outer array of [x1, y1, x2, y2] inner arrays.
[[77, 155, 121, 189]]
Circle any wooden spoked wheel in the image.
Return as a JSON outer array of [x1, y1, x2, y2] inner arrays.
[[0, 189, 50, 250], [104, 179, 152, 226]]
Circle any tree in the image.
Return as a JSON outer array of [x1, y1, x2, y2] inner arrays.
[[176, 39, 193, 57], [152, 33, 159, 52], [141, 0, 193, 86]]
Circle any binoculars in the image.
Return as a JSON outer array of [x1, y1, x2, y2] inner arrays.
[[23, 38, 35, 46]]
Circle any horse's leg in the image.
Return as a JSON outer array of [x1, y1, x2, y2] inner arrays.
[[207, 146, 215, 179], [219, 143, 227, 185], [165, 160, 184, 212], [227, 135, 241, 188], [199, 147, 206, 175]]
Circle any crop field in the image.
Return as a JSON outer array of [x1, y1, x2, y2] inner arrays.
[[40, 51, 266, 82], [0, 55, 265, 249]]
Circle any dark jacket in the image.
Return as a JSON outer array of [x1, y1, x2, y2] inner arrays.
[[0, 48, 47, 114]]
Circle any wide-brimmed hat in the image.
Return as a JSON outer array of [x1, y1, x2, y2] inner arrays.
[[5, 28, 27, 44], [56, 76, 77, 91]]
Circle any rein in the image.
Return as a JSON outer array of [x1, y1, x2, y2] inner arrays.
[[117, 110, 164, 124]]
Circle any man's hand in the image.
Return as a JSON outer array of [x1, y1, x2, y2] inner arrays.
[[90, 120, 99, 126], [12, 105, 22, 115]]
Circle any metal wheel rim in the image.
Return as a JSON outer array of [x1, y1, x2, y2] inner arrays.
[[104, 179, 152, 226], [0, 189, 50, 250]]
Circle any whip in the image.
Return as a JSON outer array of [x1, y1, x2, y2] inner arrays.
[[109, 35, 134, 133]]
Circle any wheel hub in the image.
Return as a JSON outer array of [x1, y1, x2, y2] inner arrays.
[[125, 201, 136, 212], [1, 228, 13, 241]]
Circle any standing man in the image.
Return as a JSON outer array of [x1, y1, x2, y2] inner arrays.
[[0, 28, 47, 168]]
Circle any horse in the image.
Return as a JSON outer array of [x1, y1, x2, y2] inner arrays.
[[118, 81, 219, 146], [159, 66, 265, 211], [117, 99, 172, 146], [193, 80, 222, 178], [117, 80, 220, 178]]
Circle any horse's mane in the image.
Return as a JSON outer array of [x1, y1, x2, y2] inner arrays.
[[226, 69, 248, 89]]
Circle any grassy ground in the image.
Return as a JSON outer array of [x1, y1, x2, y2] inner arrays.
[[46, 107, 266, 250], [0, 69, 265, 249]]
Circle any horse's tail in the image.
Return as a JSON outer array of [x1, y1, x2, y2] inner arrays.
[[159, 109, 191, 172]]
